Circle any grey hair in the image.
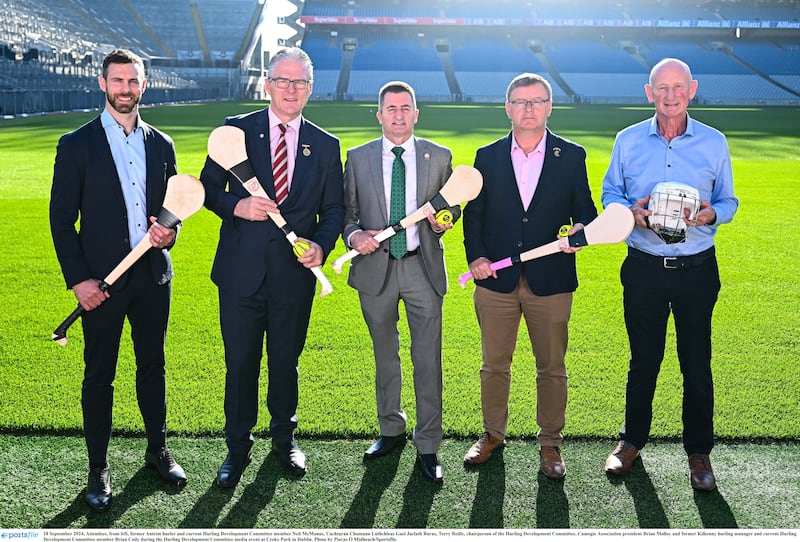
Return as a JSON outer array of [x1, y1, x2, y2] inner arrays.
[[268, 47, 314, 81], [506, 73, 552, 102]]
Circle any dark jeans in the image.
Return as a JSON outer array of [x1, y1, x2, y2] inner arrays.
[[620, 247, 720, 455]]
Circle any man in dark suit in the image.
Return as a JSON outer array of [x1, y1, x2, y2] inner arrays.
[[201, 47, 344, 485], [462, 73, 597, 479], [50, 48, 188, 513], [342, 81, 458, 483]]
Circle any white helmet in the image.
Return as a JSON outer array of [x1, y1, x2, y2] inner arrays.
[[647, 182, 701, 244]]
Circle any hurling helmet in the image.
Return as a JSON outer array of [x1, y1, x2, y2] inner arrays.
[[647, 181, 701, 244]]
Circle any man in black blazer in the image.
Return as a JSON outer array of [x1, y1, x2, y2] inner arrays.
[[201, 47, 344, 485], [50, 49, 187, 513], [462, 73, 597, 478]]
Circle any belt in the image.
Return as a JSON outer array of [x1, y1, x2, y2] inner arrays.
[[628, 246, 715, 269], [390, 249, 418, 260]]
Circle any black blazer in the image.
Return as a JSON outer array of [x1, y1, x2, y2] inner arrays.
[[50, 115, 178, 291], [463, 129, 597, 296], [200, 108, 345, 301]]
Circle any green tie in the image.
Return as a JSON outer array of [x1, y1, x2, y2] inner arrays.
[[389, 146, 407, 259]]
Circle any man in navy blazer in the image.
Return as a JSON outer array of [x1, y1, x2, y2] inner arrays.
[[201, 47, 344, 485], [50, 49, 187, 513], [462, 73, 597, 478]]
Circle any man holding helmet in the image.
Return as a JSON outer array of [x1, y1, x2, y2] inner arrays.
[[600, 58, 739, 490]]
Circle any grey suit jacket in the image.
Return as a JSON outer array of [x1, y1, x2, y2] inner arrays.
[[343, 137, 458, 297]]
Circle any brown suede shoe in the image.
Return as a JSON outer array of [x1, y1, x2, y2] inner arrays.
[[464, 432, 506, 465], [604, 441, 640, 475], [688, 453, 717, 491], [540, 446, 566, 479]]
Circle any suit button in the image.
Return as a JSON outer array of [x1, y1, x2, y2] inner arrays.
[[522, 217, 528, 223], [517, 241, 523, 248]]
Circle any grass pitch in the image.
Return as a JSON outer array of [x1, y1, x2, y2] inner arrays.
[[0, 102, 798, 529]]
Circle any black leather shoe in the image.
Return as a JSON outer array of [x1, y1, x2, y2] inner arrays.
[[417, 453, 444, 483], [145, 446, 188, 486], [272, 440, 307, 476], [216, 450, 252, 488], [85, 464, 112, 512], [363, 434, 406, 460]]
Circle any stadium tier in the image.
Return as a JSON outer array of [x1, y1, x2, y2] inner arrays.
[[2, 0, 799, 114], [299, 0, 799, 105]]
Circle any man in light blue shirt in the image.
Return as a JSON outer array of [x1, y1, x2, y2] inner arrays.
[[601, 58, 739, 491]]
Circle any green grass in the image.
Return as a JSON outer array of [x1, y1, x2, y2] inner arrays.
[[0, 102, 798, 529], [2, 434, 799, 529]]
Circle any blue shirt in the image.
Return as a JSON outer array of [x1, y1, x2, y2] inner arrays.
[[101, 108, 148, 250], [601, 113, 739, 257]]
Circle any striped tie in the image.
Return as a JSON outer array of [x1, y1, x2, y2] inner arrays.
[[273, 123, 289, 204]]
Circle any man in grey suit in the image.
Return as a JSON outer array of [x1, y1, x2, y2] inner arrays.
[[343, 81, 459, 483]]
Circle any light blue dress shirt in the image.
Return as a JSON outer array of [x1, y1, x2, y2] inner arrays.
[[101, 108, 148, 250], [601, 113, 739, 257]]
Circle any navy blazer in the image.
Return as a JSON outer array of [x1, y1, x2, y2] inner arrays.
[[463, 129, 597, 296], [200, 108, 345, 300], [50, 115, 178, 291]]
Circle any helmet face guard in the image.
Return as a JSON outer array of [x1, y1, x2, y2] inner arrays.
[[646, 182, 701, 244]]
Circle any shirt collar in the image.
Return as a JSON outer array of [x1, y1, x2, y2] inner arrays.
[[648, 112, 695, 138], [268, 108, 302, 133], [101, 108, 141, 133], [382, 136, 415, 155], [511, 131, 547, 156]]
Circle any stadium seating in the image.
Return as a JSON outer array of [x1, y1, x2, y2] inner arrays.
[[2, 0, 799, 115]]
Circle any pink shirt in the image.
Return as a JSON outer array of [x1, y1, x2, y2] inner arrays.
[[268, 108, 301, 192], [510, 133, 546, 211]]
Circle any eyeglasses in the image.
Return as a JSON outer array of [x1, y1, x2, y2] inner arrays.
[[509, 98, 551, 109], [269, 77, 311, 90]]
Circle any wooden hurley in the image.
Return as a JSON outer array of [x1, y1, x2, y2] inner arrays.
[[331, 164, 483, 274], [206, 125, 333, 297], [52, 174, 205, 346], [458, 202, 635, 288]]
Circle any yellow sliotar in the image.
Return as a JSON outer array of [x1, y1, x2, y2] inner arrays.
[[435, 209, 453, 226], [293, 240, 310, 258], [558, 225, 572, 237]]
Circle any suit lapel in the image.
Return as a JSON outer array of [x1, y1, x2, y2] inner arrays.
[[90, 117, 127, 216], [249, 109, 275, 200], [141, 121, 161, 214], [497, 133, 525, 211], [367, 139, 388, 224], [414, 139, 431, 207]]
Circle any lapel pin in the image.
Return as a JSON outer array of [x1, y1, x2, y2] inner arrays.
[[302, 144, 311, 157], [553, 147, 561, 157]]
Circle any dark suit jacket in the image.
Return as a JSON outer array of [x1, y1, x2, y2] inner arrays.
[[343, 138, 458, 297], [463, 129, 597, 296], [200, 108, 345, 301], [50, 115, 178, 291]]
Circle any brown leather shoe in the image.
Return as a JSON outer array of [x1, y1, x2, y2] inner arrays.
[[688, 453, 717, 491], [464, 432, 506, 465], [604, 441, 640, 475], [540, 446, 566, 479]]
